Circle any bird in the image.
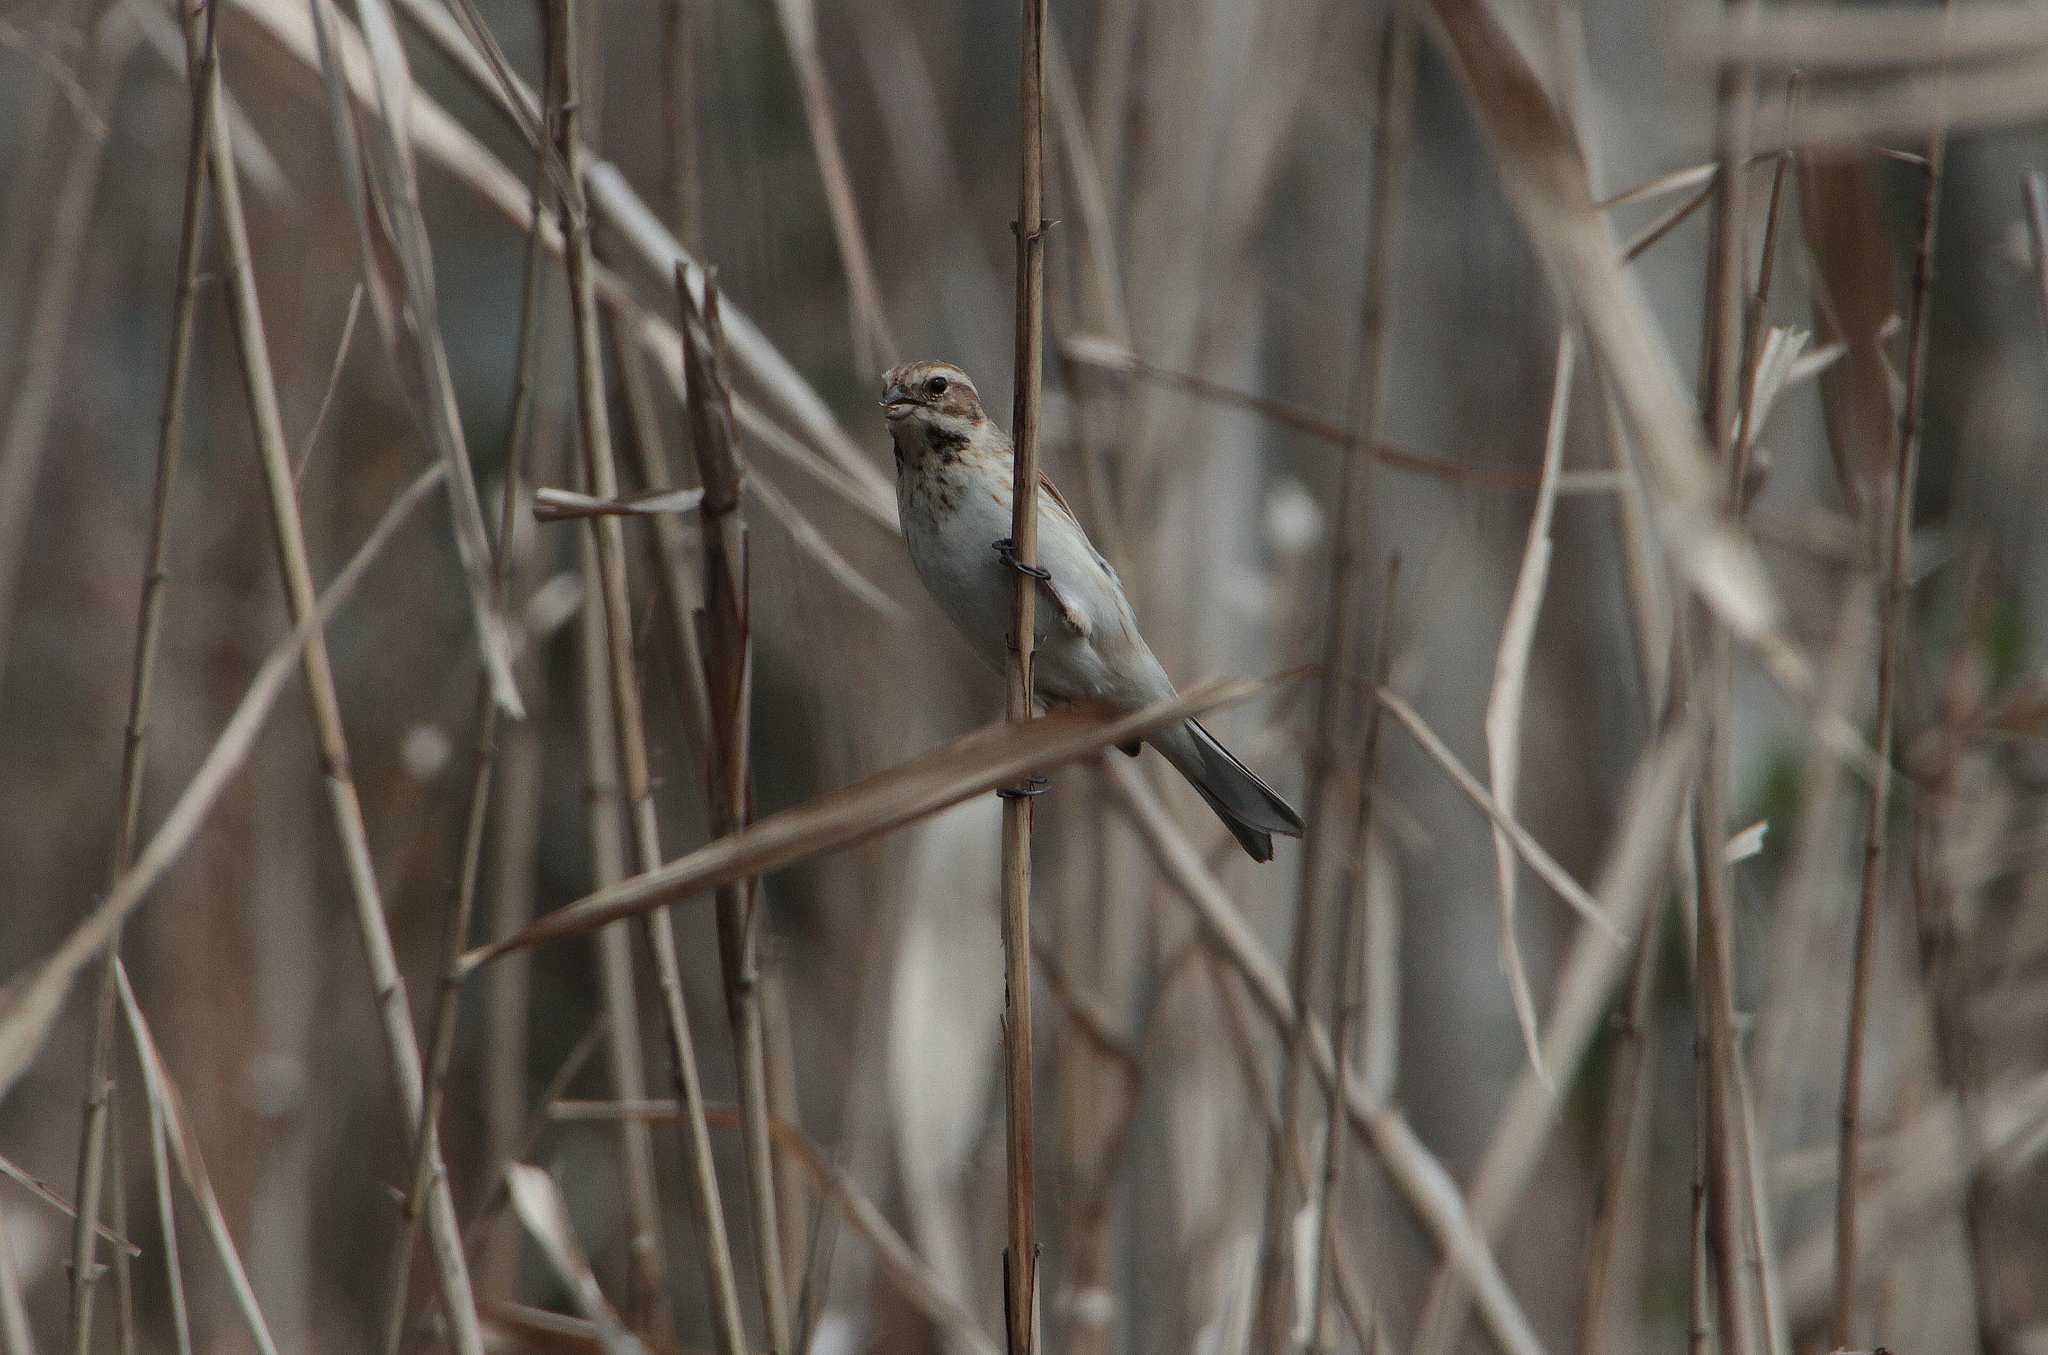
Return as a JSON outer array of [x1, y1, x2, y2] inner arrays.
[[881, 358, 1305, 862]]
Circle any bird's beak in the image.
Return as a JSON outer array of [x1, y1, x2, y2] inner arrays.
[[880, 382, 914, 419]]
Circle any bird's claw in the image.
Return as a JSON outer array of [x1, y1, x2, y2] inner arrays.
[[992, 537, 1051, 581], [997, 773, 1051, 800]]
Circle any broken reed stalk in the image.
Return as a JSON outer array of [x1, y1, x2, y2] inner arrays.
[[1254, 11, 1415, 1348], [66, 10, 214, 1351], [679, 268, 794, 1354], [1305, 555, 1398, 1351], [196, 5, 487, 1352], [1837, 15, 1950, 1341], [375, 153, 549, 1355], [1000, 0, 1050, 1352], [546, 2, 747, 1348]]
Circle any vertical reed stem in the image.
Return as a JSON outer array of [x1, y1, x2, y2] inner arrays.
[[1002, 0, 1049, 1348]]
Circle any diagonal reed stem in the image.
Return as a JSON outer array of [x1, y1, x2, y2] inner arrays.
[[197, 5, 486, 1352]]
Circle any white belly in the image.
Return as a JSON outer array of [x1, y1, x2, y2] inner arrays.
[[897, 466, 1167, 707]]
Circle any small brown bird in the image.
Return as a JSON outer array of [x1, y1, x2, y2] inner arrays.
[[882, 359, 1305, 861]]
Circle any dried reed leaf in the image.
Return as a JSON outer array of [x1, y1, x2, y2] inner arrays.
[[1425, 0, 1796, 679], [0, 466, 442, 1106], [307, 0, 522, 716], [505, 1165, 653, 1355], [1484, 332, 1576, 1088], [465, 675, 1293, 966], [116, 968, 283, 1355]]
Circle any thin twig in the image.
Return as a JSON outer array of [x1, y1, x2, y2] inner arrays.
[[200, 8, 486, 1347], [1838, 18, 1952, 1341], [1002, 0, 1049, 1347]]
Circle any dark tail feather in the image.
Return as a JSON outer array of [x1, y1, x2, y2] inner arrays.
[[1154, 718, 1307, 863]]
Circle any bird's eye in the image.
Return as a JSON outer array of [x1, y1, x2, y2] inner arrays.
[[925, 375, 950, 396]]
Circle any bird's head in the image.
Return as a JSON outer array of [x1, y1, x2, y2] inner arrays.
[[879, 361, 989, 456]]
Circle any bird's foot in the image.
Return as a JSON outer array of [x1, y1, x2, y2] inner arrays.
[[997, 773, 1052, 801], [992, 537, 1051, 582]]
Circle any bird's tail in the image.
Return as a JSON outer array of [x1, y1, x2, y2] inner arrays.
[[1152, 718, 1307, 863]]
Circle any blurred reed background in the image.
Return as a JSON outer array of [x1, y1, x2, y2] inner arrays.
[[1, 0, 2045, 1353]]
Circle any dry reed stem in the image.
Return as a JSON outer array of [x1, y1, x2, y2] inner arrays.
[[1426, 0, 1797, 683], [599, 292, 713, 786], [231, 0, 894, 527], [142, 1065, 193, 1355], [290, 284, 364, 488], [1410, 716, 1704, 1355], [376, 155, 552, 1355], [1484, 331, 1578, 1089], [572, 518, 675, 1333], [0, 1155, 137, 1256], [1106, 760, 1548, 1355], [1306, 555, 1400, 1352], [1374, 689, 1613, 934], [114, 968, 282, 1355], [201, 13, 488, 1342], [474, 192, 561, 1303], [679, 271, 793, 1353], [1837, 15, 1951, 1339], [546, 2, 748, 1346], [65, 9, 213, 1347], [466, 676, 1285, 965], [1002, 1, 1049, 1345], [504, 1165, 650, 1354], [767, 0, 897, 369], [1256, 15, 1415, 1347], [1684, 11, 1764, 1352], [309, 0, 523, 718]]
